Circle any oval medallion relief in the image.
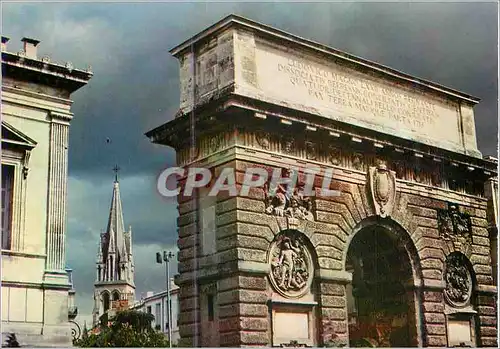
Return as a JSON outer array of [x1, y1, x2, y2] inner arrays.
[[444, 253, 473, 308], [268, 231, 314, 299]]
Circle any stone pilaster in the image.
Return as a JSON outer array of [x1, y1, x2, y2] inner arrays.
[[44, 112, 71, 279], [317, 279, 349, 347]]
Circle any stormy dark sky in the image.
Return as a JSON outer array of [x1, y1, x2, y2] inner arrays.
[[3, 1, 498, 324]]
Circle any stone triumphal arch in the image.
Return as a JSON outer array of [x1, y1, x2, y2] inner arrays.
[[146, 15, 498, 347]]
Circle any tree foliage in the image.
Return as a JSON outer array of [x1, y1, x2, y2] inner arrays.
[[74, 310, 172, 347]]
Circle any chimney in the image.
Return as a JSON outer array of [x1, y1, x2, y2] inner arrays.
[[21, 37, 40, 59], [1, 36, 9, 51]]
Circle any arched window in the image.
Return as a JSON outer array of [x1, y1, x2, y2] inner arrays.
[[112, 291, 120, 301], [102, 292, 110, 312]]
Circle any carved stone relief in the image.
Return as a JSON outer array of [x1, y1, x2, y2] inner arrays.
[[437, 204, 472, 248], [352, 153, 364, 171], [328, 146, 341, 166], [281, 137, 295, 155], [368, 160, 397, 218], [264, 169, 314, 221], [256, 132, 271, 150], [444, 253, 473, 307], [209, 134, 223, 153], [268, 231, 314, 298], [305, 141, 317, 160]]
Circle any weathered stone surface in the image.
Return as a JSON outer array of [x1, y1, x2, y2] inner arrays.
[[240, 331, 269, 345], [470, 254, 492, 265], [408, 205, 437, 219], [310, 233, 344, 250], [240, 317, 269, 331], [472, 236, 490, 246], [315, 200, 356, 228], [472, 227, 489, 237], [419, 247, 445, 261], [422, 291, 444, 302], [422, 302, 444, 313], [476, 275, 494, 285], [422, 269, 442, 280], [480, 337, 498, 347], [477, 306, 496, 316], [319, 295, 346, 307], [425, 324, 446, 335], [471, 216, 488, 227], [421, 258, 444, 270], [425, 335, 447, 346], [219, 303, 268, 319], [322, 308, 346, 320], [476, 295, 497, 306], [473, 264, 493, 276], [478, 316, 497, 326], [320, 283, 346, 296], [217, 234, 269, 252], [218, 289, 268, 305], [178, 211, 197, 227], [318, 257, 343, 270], [479, 326, 498, 337], [180, 296, 199, 311], [218, 275, 267, 292], [178, 234, 198, 249], [178, 222, 197, 238], [315, 211, 351, 233], [423, 313, 445, 324]]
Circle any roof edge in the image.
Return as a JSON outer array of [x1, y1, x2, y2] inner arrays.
[[169, 14, 480, 104]]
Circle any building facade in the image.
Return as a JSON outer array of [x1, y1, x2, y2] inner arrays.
[[1, 37, 92, 346], [132, 279, 181, 345], [92, 175, 136, 326], [146, 15, 498, 347]]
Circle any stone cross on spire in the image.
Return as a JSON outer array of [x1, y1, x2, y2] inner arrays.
[[113, 165, 120, 182]]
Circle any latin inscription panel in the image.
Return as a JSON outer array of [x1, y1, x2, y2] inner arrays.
[[234, 37, 465, 153]]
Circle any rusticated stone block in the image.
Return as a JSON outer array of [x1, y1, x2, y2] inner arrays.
[[406, 195, 446, 210], [357, 184, 373, 216], [423, 313, 445, 324], [462, 207, 487, 218], [219, 317, 240, 333], [322, 308, 346, 320], [319, 295, 346, 308], [472, 236, 490, 246], [476, 275, 494, 285], [178, 234, 198, 249], [178, 211, 197, 227], [179, 199, 197, 215], [217, 234, 269, 252], [180, 296, 199, 311], [218, 289, 268, 306], [219, 303, 268, 319], [477, 306, 496, 316], [318, 257, 343, 270], [479, 326, 498, 337], [311, 233, 344, 250], [216, 210, 238, 226], [471, 216, 487, 227], [178, 311, 197, 325], [235, 196, 266, 213], [178, 222, 197, 238], [480, 337, 498, 347], [315, 200, 356, 228], [237, 247, 266, 263], [419, 248, 445, 261], [422, 269, 442, 280], [219, 331, 241, 347], [240, 317, 268, 331], [235, 222, 274, 242], [415, 237, 441, 250], [472, 245, 492, 256], [423, 291, 444, 302], [421, 258, 444, 270], [425, 324, 446, 335], [478, 316, 497, 326], [179, 322, 200, 337], [315, 211, 351, 233], [218, 275, 267, 292], [316, 245, 342, 260], [476, 295, 496, 306], [425, 335, 447, 346], [473, 264, 493, 276], [472, 227, 489, 237], [320, 283, 345, 296], [178, 246, 196, 261], [470, 254, 492, 265], [414, 226, 439, 239], [240, 331, 269, 345], [408, 206, 437, 219], [422, 302, 444, 313]]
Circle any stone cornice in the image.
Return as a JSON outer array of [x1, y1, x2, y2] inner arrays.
[[2, 85, 73, 106], [50, 111, 73, 122]]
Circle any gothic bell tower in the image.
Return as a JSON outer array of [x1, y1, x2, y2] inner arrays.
[[92, 167, 135, 325]]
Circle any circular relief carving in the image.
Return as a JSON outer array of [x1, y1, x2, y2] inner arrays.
[[209, 134, 223, 152], [444, 253, 473, 307], [268, 231, 314, 299]]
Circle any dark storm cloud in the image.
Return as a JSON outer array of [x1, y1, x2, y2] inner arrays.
[[3, 1, 497, 320]]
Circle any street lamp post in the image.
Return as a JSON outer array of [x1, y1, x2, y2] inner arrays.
[[156, 250, 175, 348]]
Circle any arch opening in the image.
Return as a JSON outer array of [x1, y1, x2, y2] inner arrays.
[[102, 292, 110, 312], [346, 224, 417, 347], [112, 291, 120, 301]]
